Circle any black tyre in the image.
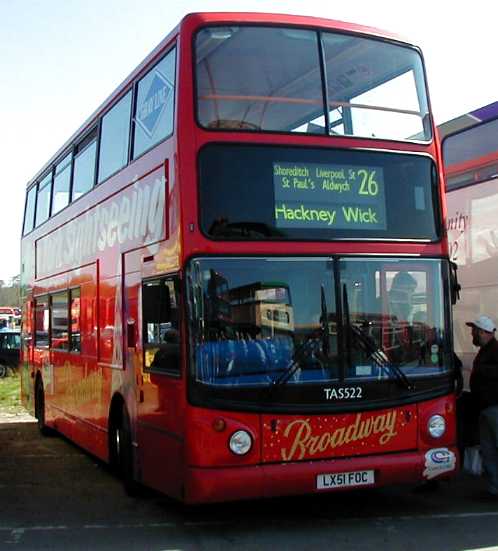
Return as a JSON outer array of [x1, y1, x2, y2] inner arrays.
[[35, 381, 53, 436], [109, 404, 140, 496], [0, 364, 7, 378]]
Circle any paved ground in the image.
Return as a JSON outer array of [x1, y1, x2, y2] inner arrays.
[[0, 409, 35, 424], [1, 415, 498, 550]]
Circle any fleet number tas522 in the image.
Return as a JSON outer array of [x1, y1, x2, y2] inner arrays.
[[323, 387, 362, 400]]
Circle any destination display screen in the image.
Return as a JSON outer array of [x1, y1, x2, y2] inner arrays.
[[273, 162, 386, 230], [198, 144, 439, 242]]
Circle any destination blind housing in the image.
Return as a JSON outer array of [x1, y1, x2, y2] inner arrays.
[[198, 143, 439, 242], [273, 162, 387, 230]]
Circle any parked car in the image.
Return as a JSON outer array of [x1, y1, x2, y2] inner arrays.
[[0, 330, 20, 377]]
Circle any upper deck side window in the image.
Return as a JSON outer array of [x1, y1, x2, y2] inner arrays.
[[98, 91, 132, 183], [443, 117, 498, 190], [35, 173, 52, 228], [133, 48, 176, 159], [23, 45, 177, 235], [195, 26, 431, 141], [52, 153, 72, 215], [72, 130, 97, 201], [23, 185, 37, 236]]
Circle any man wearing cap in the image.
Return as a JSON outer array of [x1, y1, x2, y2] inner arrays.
[[467, 315, 498, 498]]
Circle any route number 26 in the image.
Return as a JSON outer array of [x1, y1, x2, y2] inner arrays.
[[358, 169, 378, 196]]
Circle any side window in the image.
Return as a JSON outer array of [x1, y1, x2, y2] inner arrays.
[[52, 153, 72, 215], [51, 291, 69, 350], [13, 334, 21, 349], [23, 185, 37, 235], [69, 288, 81, 352], [133, 48, 176, 159], [0, 334, 17, 349], [34, 296, 49, 347], [72, 132, 97, 201], [143, 277, 180, 373], [35, 173, 52, 227], [98, 91, 132, 183]]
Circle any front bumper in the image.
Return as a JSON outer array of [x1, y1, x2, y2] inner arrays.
[[184, 447, 459, 504]]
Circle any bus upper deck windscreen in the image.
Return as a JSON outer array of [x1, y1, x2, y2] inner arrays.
[[195, 25, 430, 141]]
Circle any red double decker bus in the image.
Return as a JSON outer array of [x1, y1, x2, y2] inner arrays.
[[20, 12, 459, 504]]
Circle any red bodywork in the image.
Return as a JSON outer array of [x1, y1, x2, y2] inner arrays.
[[182, 396, 456, 503], [20, 12, 456, 504]]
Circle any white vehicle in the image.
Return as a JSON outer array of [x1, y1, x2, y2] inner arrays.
[[0, 307, 21, 329], [442, 104, 498, 386]]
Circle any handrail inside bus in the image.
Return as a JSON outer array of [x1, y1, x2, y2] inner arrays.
[[199, 94, 422, 117]]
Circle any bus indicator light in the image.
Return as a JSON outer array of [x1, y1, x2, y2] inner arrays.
[[212, 418, 226, 432]]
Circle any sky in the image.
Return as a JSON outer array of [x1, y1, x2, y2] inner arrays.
[[1, 0, 496, 284]]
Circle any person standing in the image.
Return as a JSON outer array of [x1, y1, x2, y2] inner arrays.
[[467, 315, 498, 498]]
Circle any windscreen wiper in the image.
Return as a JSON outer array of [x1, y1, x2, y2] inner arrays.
[[270, 338, 316, 389], [320, 284, 330, 357], [349, 324, 414, 391], [342, 284, 413, 391], [272, 286, 331, 390]]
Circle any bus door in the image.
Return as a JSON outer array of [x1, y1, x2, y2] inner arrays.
[[131, 274, 184, 498]]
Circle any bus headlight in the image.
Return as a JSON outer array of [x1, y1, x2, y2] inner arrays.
[[428, 415, 446, 438], [229, 430, 252, 455]]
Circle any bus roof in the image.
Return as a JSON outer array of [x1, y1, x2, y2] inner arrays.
[[25, 12, 413, 189], [439, 100, 498, 141], [181, 12, 407, 43]]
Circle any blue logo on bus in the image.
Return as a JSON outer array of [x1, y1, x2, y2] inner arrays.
[[429, 449, 451, 464], [136, 71, 172, 138]]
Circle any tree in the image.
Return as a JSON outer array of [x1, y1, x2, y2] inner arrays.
[[0, 276, 21, 307]]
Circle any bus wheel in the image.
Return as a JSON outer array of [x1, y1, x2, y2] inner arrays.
[[35, 381, 53, 436], [0, 364, 7, 378], [110, 404, 140, 496]]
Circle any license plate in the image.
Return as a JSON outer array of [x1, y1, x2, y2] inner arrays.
[[317, 470, 375, 490]]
